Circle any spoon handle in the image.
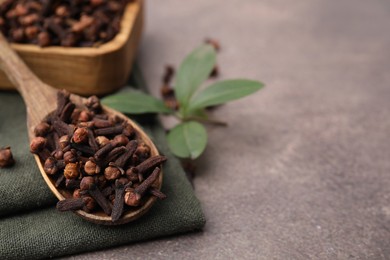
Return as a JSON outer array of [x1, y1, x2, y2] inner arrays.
[[0, 33, 57, 132]]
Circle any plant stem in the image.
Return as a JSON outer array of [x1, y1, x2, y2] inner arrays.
[[183, 116, 228, 126]]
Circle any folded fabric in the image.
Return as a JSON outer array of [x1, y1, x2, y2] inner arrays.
[[0, 67, 205, 259]]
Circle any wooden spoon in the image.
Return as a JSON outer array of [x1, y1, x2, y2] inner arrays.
[[0, 33, 163, 225]]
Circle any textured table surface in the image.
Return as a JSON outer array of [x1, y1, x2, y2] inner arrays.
[[65, 0, 390, 259]]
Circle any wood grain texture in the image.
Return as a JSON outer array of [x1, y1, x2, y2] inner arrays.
[[0, 33, 57, 134], [0, 0, 144, 96], [0, 27, 163, 225]]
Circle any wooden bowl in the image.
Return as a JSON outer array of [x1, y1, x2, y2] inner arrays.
[[0, 0, 144, 96]]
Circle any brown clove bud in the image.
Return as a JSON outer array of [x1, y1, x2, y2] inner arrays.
[[88, 183, 112, 215], [134, 167, 161, 200], [87, 129, 99, 152], [85, 95, 102, 112], [72, 14, 94, 33], [113, 134, 129, 147], [80, 176, 95, 191], [65, 178, 81, 189], [82, 196, 96, 212], [56, 198, 85, 212], [111, 179, 130, 222], [37, 31, 51, 47], [52, 149, 64, 160], [122, 123, 134, 137], [64, 162, 80, 179], [149, 187, 167, 200], [0, 147, 15, 168], [55, 174, 65, 188], [59, 135, 70, 149], [95, 136, 110, 148], [134, 142, 151, 163], [34, 122, 52, 137], [92, 119, 113, 129], [72, 127, 89, 144], [30, 137, 47, 153], [104, 165, 121, 180], [126, 175, 154, 203], [127, 155, 167, 176], [94, 141, 115, 160], [124, 188, 140, 207], [94, 125, 123, 136], [115, 140, 137, 168], [84, 159, 100, 175], [43, 157, 58, 175], [25, 26, 39, 40], [78, 111, 92, 122], [19, 13, 39, 26], [73, 189, 82, 199], [55, 5, 69, 17], [63, 149, 77, 164]]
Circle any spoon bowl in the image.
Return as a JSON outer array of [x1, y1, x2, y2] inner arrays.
[[0, 33, 163, 225]]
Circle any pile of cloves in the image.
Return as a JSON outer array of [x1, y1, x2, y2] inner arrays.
[[0, 0, 134, 47], [30, 90, 167, 222]]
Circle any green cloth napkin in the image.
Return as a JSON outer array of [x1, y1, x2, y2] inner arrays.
[[0, 67, 205, 259]]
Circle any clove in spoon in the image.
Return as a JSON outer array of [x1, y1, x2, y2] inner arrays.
[[0, 33, 163, 225]]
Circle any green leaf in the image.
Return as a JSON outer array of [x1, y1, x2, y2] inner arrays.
[[102, 91, 173, 114], [167, 121, 208, 159], [174, 44, 217, 108], [188, 79, 264, 111], [187, 108, 209, 119]]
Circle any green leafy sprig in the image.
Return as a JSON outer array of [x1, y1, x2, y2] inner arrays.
[[102, 44, 264, 159]]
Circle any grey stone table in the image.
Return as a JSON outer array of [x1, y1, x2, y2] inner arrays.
[[65, 0, 390, 259]]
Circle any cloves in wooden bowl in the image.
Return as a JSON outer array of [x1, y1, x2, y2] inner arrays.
[[0, 0, 144, 96]]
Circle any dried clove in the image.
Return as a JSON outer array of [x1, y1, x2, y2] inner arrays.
[[103, 146, 127, 165], [55, 174, 65, 188], [53, 120, 72, 137], [95, 136, 110, 148], [43, 157, 58, 175], [101, 186, 114, 197], [72, 127, 89, 144], [134, 167, 161, 200], [65, 179, 80, 190], [30, 137, 47, 153], [70, 143, 95, 156], [87, 129, 99, 152], [57, 198, 85, 212], [94, 141, 115, 161], [59, 102, 76, 123], [111, 179, 128, 222], [64, 162, 80, 179], [128, 155, 167, 175], [149, 187, 167, 200], [124, 167, 161, 206], [92, 119, 113, 129], [34, 122, 51, 137], [115, 140, 138, 168], [88, 183, 112, 215], [80, 176, 95, 191], [84, 159, 100, 175], [0, 146, 15, 168], [94, 125, 124, 136]]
